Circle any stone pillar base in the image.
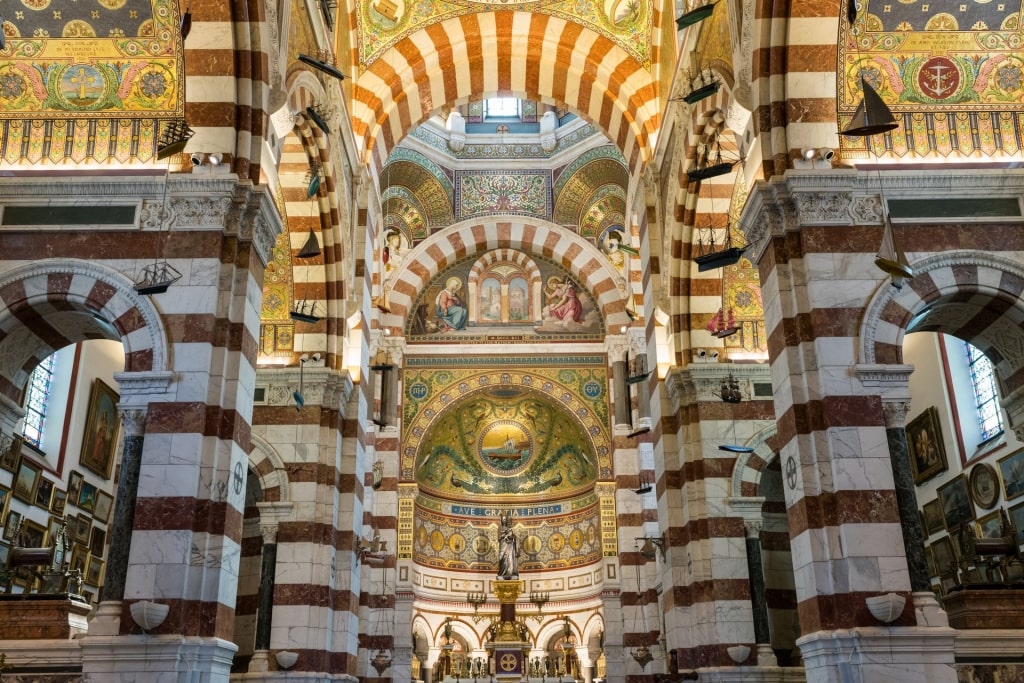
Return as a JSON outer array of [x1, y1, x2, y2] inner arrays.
[[797, 627, 957, 683], [688, 667, 805, 682], [80, 635, 237, 683], [87, 600, 123, 636]]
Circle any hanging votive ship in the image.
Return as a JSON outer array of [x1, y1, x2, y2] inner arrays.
[[707, 306, 738, 338], [290, 300, 322, 324], [134, 261, 183, 296]]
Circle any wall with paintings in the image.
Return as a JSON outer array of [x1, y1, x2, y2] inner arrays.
[[0, 339, 123, 606], [903, 331, 1024, 592]]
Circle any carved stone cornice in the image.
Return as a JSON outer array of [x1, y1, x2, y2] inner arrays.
[[0, 394, 26, 432], [853, 364, 914, 409], [684, 362, 772, 403], [664, 366, 695, 414], [1002, 384, 1024, 444], [256, 366, 353, 413], [113, 370, 175, 411]]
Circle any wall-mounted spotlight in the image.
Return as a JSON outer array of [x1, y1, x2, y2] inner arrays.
[[795, 147, 836, 169]]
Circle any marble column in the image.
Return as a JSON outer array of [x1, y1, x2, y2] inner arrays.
[[743, 521, 771, 646], [254, 523, 278, 651], [103, 407, 148, 603], [883, 401, 931, 592]]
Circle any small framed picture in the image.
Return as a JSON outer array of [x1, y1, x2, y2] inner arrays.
[[931, 536, 958, 576], [69, 544, 88, 575], [1009, 500, 1024, 546], [77, 481, 98, 514], [938, 474, 976, 530], [72, 514, 92, 545], [0, 485, 11, 521], [926, 546, 937, 577], [998, 448, 1024, 501], [48, 515, 65, 540], [35, 477, 55, 510], [968, 463, 1000, 509], [85, 556, 104, 586], [21, 519, 46, 549], [0, 435, 21, 473], [976, 510, 1004, 539], [922, 499, 945, 535], [94, 490, 114, 524], [50, 487, 68, 515], [907, 406, 949, 485], [89, 526, 106, 559], [0, 542, 9, 566], [13, 457, 42, 504], [68, 471, 84, 505], [2, 510, 22, 542]]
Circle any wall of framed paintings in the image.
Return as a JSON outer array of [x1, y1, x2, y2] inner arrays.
[[0, 339, 123, 604], [905, 332, 1024, 595]]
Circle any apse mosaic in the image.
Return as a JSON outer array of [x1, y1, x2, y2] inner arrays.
[[405, 250, 604, 342], [401, 356, 612, 486], [412, 495, 603, 572], [356, 0, 653, 69], [0, 0, 184, 119], [840, 0, 1024, 114]]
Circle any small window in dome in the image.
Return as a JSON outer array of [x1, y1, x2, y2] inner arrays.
[[486, 98, 519, 118]]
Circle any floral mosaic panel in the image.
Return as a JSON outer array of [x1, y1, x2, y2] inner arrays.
[[455, 170, 551, 221]]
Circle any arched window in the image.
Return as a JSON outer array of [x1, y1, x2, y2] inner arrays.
[[22, 354, 56, 449], [965, 342, 1002, 441]]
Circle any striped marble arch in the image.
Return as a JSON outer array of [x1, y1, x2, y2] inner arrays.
[[350, 12, 661, 175]]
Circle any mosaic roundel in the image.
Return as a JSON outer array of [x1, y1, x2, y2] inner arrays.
[[478, 420, 533, 475]]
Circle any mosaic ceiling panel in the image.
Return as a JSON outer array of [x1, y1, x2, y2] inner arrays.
[[356, 0, 653, 69], [0, 0, 184, 119], [402, 356, 612, 488], [455, 170, 551, 221], [840, 0, 1024, 114]]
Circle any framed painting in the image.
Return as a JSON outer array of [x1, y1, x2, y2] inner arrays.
[[0, 485, 10, 521], [0, 542, 9, 567], [68, 471, 84, 505], [907, 406, 948, 485], [922, 499, 945, 536], [976, 510, 1004, 539], [937, 474, 976, 530], [94, 490, 114, 524], [85, 556, 104, 586], [72, 514, 91, 545], [12, 457, 42, 504], [89, 526, 106, 559], [1009, 500, 1024, 546], [0, 434, 21, 473], [34, 477, 55, 510], [998, 448, 1024, 501], [21, 519, 46, 549], [77, 481, 98, 514], [968, 463, 1000, 509], [2, 510, 22, 542], [69, 544, 88, 576], [50, 487, 67, 515], [931, 536, 958, 576], [79, 379, 120, 480]]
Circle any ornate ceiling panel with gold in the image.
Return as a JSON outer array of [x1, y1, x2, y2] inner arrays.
[[1, 0, 184, 120], [356, 0, 653, 69]]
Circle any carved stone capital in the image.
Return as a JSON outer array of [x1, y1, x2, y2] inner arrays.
[[259, 523, 279, 544], [626, 328, 648, 358], [605, 334, 630, 363], [743, 520, 764, 538], [881, 400, 912, 429], [118, 408, 148, 437], [664, 366, 696, 414]]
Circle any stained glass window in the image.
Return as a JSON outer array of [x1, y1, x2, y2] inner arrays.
[[965, 342, 1002, 441], [22, 354, 56, 448]]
